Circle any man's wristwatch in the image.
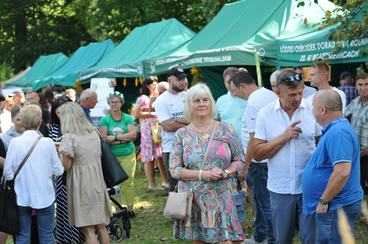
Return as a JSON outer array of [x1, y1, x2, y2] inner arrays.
[[319, 198, 329, 205], [224, 169, 231, 177]]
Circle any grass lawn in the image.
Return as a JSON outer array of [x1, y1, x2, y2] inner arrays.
[[6, 164, 368, 243]]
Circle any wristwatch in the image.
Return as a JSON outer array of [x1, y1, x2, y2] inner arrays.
[[319, 198, 329, 205], [224, 169, 231, 177]]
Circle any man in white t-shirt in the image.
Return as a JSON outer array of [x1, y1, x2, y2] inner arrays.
[[155, 67, 189, 191], [230, 70, 277, 244], [254, 68, 321, 244], [307, 61, 346, 111]]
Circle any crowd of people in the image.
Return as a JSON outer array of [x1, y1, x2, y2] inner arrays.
[[0, 61, 367, 244]]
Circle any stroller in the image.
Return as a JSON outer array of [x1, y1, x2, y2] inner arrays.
[[106, 186, 134, 242]]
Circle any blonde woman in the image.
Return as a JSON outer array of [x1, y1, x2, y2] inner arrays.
[[169, 83, 245, 243], [3, 104, 64, 243], [59, 103, 111, 244]]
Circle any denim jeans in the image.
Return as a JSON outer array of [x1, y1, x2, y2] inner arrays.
[[270, 192, 315, 244], [316, 200, 361, 244], [163, 152, 177, 192], [249, 162, 274, 243], [16, 204, 55, 244]]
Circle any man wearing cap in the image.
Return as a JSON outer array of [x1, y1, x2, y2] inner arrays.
[[338, 71, 358, 105], [307, 61, 347, 111], [254, 68, 320, 244], [155, 67, 189, 191]]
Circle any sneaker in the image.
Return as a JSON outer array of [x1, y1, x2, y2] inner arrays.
[[161, 182, 170, 189], [243, 237, 267, 244], [147, 185, 164, 191]]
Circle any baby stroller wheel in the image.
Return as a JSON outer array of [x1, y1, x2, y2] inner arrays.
[[108, 223, 126, 242]]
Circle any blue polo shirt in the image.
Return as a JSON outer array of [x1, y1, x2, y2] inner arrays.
[[215, 92, 247, 140], [302, 117, 363, 214]]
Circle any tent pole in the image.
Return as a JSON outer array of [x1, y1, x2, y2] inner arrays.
[[255, 53, 263, 87]]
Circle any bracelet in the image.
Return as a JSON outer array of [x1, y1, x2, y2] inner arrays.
[[199, 170, 203, 181]]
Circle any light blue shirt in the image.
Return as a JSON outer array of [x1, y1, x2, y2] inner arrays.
[[216, 92, 247, 140]]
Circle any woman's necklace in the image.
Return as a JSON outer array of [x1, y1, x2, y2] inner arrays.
[[191, 120, 213, 141]]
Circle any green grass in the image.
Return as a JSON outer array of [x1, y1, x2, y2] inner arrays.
[[6, 165, 368, 243]]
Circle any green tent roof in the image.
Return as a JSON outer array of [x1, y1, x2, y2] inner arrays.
[[79, 18, 195, 80], [276, 3, 368, 66], [8, 52, 69, 88], [145, 0, 337, 75], [33, 39, 115, 90]]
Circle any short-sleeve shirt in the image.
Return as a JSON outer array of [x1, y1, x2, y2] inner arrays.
[[215, 92, 247, 140], [344, 96, 368, 149], [241, 87, 277, 156], [99, 113, 136, 157], [255, 99, 321, 194], [307, 87, 347, 112], [302, 117, 363, 214], [155, 90, 187, 153]]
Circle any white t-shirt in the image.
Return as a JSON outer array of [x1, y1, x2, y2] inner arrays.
[[307, 87, 346, 112], [255, 98, 321, 194], [241, 87, 277, 163], [155, 90, 187, 153]]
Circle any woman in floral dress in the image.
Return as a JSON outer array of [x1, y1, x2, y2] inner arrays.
[[134, 76, 169, 190], [170, 83, 245, 243]]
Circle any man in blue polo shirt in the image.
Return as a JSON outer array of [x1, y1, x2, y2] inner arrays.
[[303, 89, 363, 243]]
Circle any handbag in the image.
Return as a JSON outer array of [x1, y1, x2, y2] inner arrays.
[[0, 136, 41, 235], [150, 119, 161, 144], [98, 134, 129, 188], [163, 123, 217, 220]]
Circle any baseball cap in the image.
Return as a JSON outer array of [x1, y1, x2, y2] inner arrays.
[[340, 71, 352, 80], [167, 67, 187, 80]]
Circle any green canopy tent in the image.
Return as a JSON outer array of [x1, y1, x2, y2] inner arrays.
[[8, 52, 68, 88], [32, 39, 115, 91], [276, 3, 368, 66], [144, 0, 337, 76], [79, 18, 195, 81]]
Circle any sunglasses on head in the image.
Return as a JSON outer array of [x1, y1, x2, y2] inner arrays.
[[284, 73, 302, 84]]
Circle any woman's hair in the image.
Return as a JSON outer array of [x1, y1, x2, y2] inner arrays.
[[20, 104, 42, 130], [141, 76, 156, 96], [184, 83, 216, 122], [10, 104, 22, 120], [59, 102, 95, 135], [108, 91, 124, 106], [51, 96, 72, 125]]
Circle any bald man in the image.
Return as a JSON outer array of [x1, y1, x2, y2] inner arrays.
[[302, 90, 363, 244]]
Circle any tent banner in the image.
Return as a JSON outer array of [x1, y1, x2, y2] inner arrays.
[[145, 45, 269, 75], [277, 37, 368, 66]]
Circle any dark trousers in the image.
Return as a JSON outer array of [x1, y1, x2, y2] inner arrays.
[[361, 155, 368, 194], [163, 152, 178, 192]]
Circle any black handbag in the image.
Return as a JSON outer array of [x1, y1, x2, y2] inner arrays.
[[0, 136, 41, 235], [100, 137, 129, 188]]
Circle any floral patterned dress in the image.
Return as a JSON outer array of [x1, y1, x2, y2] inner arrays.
[[169, 121, 245, 242], [136, 95, 162, 162]]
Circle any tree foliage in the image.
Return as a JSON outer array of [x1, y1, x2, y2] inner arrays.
[[0, 0, 234, 78], [1, 0, 366, 80]]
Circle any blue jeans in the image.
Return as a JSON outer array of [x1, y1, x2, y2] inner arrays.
[[316, 200, 361, 244], [270, 192, 315, 244], [249, 162, 274, 243], [16, 204, 55, 244]]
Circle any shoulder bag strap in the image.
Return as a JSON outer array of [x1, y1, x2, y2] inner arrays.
[[202, 122, 217, 165], [14, 136, 42, 179]]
